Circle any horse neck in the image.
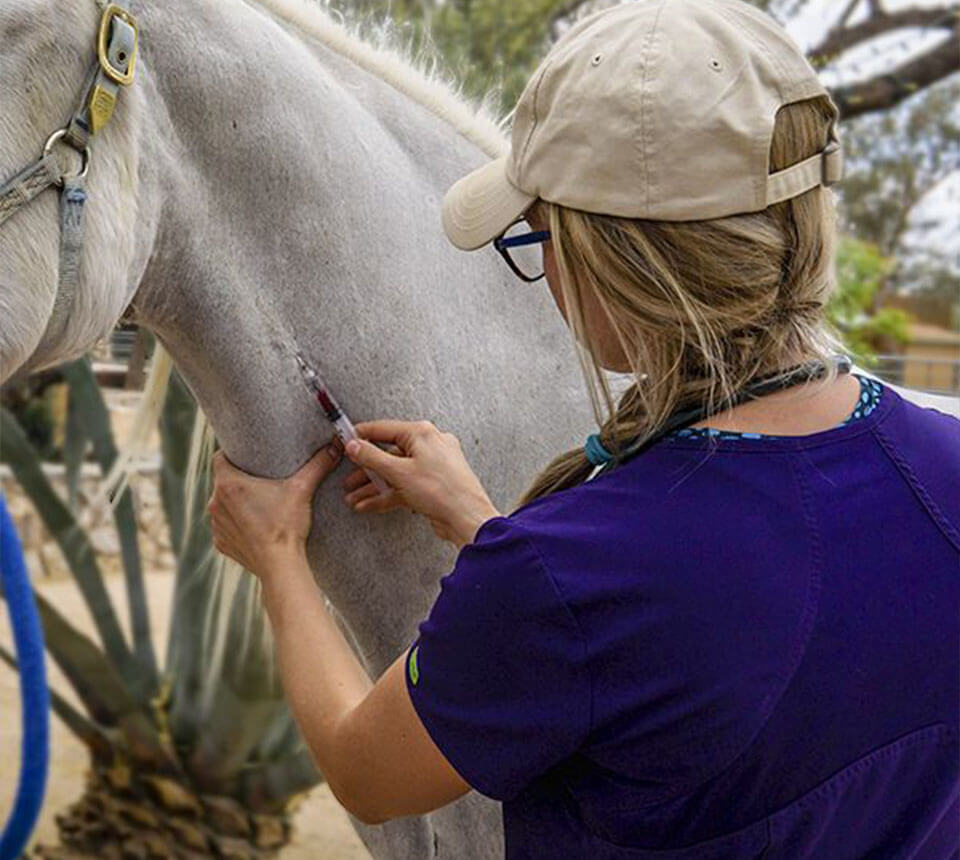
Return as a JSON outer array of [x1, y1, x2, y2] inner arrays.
[[132, 0, 502, 477], [123, 0, 595, 691]]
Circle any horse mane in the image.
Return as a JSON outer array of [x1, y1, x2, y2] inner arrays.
[[251, 0, 510, 160]]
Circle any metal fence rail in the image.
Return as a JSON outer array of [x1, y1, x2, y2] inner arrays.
[[871, 355, 960, 396]]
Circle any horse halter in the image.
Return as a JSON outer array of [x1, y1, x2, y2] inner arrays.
[[0, 1, 138, 362]]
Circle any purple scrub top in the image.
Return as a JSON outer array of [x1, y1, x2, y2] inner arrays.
[[406, 383, 959, 858]]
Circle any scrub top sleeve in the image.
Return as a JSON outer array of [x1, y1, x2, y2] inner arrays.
[[405, 516, 590, 802]]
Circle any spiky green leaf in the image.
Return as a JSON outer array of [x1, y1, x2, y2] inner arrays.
[[238, 749, 322, 813], [158, 368, 196, 558], [0, 642, 113, 761], [0, 406, 139, 690], [186, 577, 285, 788], [62, 385, 88, 512], [29, 590, 177, 771], [61, 358, 158, 701]]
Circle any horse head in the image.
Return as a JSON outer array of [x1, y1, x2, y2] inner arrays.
[[0, 0, 153, 383]]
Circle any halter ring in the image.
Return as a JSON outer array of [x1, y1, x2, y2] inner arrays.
[[42, 129, 91, 185]]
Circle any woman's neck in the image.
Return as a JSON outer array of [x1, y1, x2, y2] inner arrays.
[[689, 372, 862, 436]]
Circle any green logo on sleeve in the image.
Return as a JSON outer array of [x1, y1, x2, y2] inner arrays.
[[408, 645, 420, 686]]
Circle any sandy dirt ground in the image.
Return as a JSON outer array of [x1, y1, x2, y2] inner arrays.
[[0, 569, 371, 858]]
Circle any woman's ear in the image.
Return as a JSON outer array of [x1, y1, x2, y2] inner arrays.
[[525, 200, 544, 230]]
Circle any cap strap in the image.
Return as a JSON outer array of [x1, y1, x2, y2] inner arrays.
[[766, 139, 843, 206]]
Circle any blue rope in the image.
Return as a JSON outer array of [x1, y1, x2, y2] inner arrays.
[[0, 493, 49, 860]]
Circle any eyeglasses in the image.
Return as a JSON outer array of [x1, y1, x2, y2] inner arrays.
[[493, 221, 551, 282]]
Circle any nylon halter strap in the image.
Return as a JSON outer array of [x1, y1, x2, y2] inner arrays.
[[0, 1, 138, 357]]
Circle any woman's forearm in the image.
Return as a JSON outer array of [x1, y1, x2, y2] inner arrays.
[[259, 549, 372, 782]]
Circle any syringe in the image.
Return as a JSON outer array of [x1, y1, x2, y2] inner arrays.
[[295, 353, 390, 495]]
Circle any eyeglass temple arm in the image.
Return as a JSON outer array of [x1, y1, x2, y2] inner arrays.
[[495, 230, 551, 249]]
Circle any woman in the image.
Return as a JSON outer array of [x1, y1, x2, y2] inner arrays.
[[208, 1, 959, 855]]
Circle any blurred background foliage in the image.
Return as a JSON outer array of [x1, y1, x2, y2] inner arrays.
[[830, 237, 912, 357]]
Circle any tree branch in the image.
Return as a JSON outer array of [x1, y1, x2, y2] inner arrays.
[[837, 0, 863, 30], [832, 33, 960, 119], [809, 5, 958, 67]]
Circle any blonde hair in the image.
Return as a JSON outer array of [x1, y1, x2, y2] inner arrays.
[[518, 96, 845, 506]]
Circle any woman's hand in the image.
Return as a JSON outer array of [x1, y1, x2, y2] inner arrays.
[[342, 421, 500, 548], [208, 443, 342, 576]]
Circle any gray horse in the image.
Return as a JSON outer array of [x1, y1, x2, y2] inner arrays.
[[1, 1, 956, 858]]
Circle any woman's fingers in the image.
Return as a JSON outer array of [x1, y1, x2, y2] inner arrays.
[[353, 492, 404, 514], [346, 420, 444, 481], [346, 418, 495, 547], [206, 447, 326, 573], [353, 419, 439, 448], [345, 438, 408, 482], [342, 468, 369, 492], [353, 420, 414, 442], [344, 482, 381, 507]]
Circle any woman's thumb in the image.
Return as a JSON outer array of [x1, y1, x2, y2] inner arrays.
[[297, 444, 342, 489]]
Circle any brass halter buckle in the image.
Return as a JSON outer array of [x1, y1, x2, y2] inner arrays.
[[97, 4, 138, 86]]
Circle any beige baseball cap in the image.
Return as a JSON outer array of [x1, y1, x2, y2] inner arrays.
[[442, 0, 843, 251]]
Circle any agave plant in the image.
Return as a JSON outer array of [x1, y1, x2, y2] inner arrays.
[[0, 355, 321, 859]]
